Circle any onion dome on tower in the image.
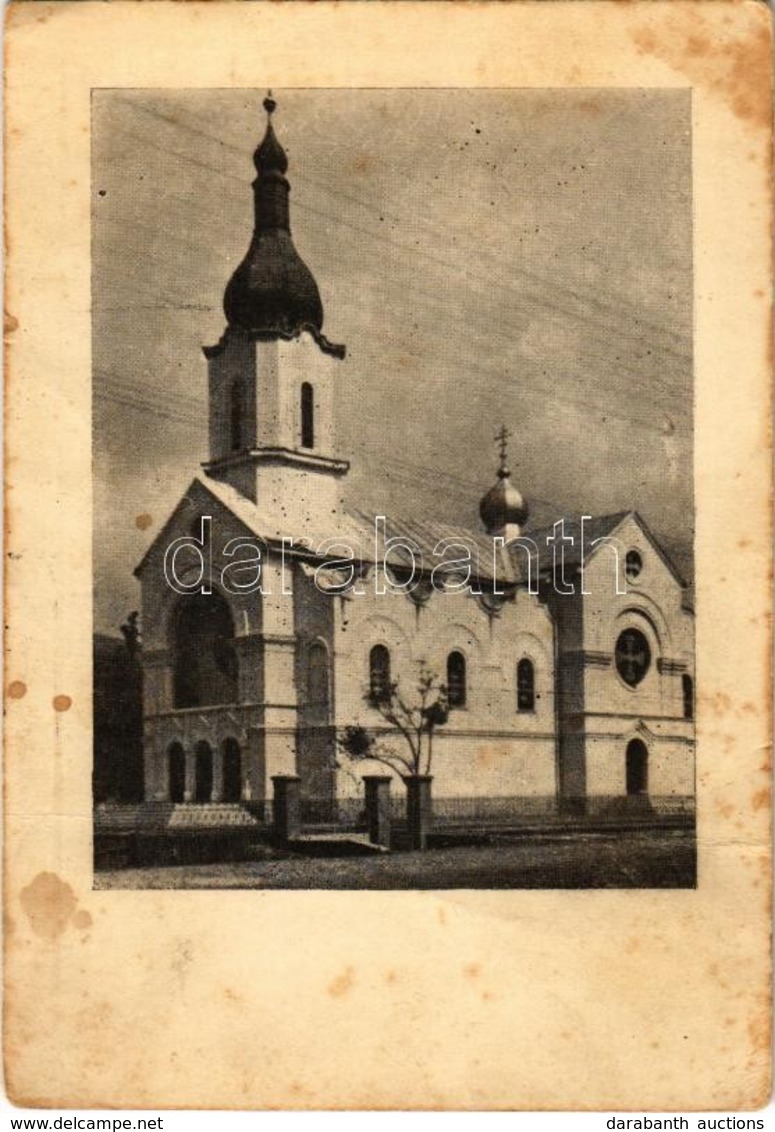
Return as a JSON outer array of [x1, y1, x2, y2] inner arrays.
[[480, 425, 529, 538], [223, 93, 344, 356]]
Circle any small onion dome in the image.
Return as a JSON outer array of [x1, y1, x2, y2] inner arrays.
[[223, 230, 324, 337], [223, 93, 325, 339], [479, 466, 530, 533]]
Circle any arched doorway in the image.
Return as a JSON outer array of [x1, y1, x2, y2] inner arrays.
[[222, 738, 242, 803], [626, 739, 649, 796], [171, 591, 238, 709], [194, 741, 214, 804], [168, 742, 186, 803]]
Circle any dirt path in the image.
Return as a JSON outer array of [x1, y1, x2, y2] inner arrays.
[[94, 831, 696, 890]]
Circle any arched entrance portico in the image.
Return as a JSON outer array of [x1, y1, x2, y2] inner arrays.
[[171, 591, 238, 709]]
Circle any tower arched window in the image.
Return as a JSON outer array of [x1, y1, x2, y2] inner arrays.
[[369, 644, 391, 704], [447, 651, 467, 708], [301, 382, 314, 449], [517, 658, 535, 712], [308, 641, 331, 717], [230, 381, 244, 452], [682, 674, 694, 721]]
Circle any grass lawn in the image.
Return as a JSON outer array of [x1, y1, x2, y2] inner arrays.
[[94, 829, 696, 890]]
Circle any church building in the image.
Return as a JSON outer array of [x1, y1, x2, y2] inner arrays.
[[134, 95, 695, 825]]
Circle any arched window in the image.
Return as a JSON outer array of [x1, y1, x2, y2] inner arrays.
[[682, 674, 694, 721], [222, 738, 242, 803], [308, 641, 331, 718], [230, 381, 244, 452], [301, 382, 314, 449], [517, 658, 535, 712], [447, 651, 467, 708], [194, 741, 214, 804], [172, 591, 238, 709], [168, 742, 186, 803], [369, 644, 391, 703]]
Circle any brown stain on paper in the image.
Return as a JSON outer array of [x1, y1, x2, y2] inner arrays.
[[631, 6, 772, 131], [71, 909, 92, 931], [19, 872, 91, 941], [135, 512, 153, 531], [7, 679, 26, 699], [327, 966, 355, 998], [751, 787, 770, 813], [52, 694, 72, 712]]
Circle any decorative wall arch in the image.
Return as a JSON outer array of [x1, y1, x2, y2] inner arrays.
[[361, 614, 412, 662], [613, 595, 672, 654], [161, 575, 260, 642], [512, 630, 550, 665], [428, 621, 485, 665]]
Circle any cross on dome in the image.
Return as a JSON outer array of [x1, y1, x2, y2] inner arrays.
[[494, 424, 513, 476], [479, 422, 529, 535]]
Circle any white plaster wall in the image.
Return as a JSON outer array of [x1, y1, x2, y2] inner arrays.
[[255, 334, 339, 454], [569, 515, 695, 798], [331, 578, 557, 799], [584, 734, 695, 797], [581, 514, 694, 718]]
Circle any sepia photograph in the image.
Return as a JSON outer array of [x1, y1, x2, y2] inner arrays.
[[92, 87, 696, 891]]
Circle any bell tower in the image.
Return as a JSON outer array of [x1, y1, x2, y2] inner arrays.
[[202, 94, 348, 527]]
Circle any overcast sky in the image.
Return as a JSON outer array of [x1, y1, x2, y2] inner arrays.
[[92, 88, 692, 634]]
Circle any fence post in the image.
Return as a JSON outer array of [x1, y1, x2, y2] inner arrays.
[[403, 775, 433, 851], [363, 775, 392, 849], [272, 775, 302, 845]]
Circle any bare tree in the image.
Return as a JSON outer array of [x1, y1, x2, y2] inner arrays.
[[337, 662, 449, 779]]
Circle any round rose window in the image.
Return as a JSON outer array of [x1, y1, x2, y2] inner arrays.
[[615, 628, 651, 687]]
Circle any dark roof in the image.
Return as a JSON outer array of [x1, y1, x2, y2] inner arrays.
[[136, 477, 690, 600], [527, 510, 688, 589], [527, 512, 630, 571], [347, 508, 524, 586], [222, 98, 331, 345]]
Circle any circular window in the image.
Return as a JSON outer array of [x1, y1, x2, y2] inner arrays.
[[615, 628, 651, 687], [625, 550, 643, 581]]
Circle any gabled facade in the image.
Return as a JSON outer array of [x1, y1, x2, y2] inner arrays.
[[134, 95, 695, 822]]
